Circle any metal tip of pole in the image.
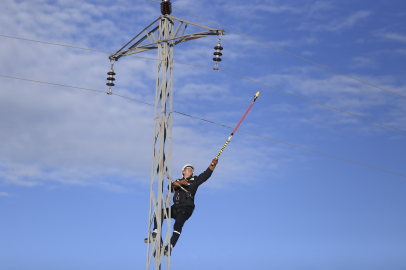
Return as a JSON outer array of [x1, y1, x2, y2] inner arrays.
[[255, 91, 260, 98]]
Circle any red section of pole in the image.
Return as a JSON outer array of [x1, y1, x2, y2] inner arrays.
[[232, 103, 254, 134], [212, 91, 260, 163]]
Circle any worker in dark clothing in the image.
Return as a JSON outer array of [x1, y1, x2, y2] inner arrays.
[[144, 158, 218, 256]]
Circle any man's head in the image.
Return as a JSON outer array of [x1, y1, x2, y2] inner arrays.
[[182, 164, 195, 178]]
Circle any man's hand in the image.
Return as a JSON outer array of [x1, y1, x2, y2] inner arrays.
[[209, 158, 218, 171], [173, 179, 188, 188]]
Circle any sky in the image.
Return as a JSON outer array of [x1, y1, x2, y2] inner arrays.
[[0, 0, 405, 269]]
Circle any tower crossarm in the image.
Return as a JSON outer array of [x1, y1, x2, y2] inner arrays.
[[108, 15, 225, 61]]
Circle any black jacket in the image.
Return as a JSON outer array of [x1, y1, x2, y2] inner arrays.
[[171, 167, 213, 209]]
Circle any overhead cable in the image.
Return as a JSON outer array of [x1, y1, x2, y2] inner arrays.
[[0, 34, 213, 69], [1, 74, 405, 178], [0, 74, 106, 94], [146, 0, 406, 99], [1, 34, 404, 133]]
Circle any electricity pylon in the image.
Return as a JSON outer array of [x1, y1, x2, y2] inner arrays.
[[107, 1, 224, 269]]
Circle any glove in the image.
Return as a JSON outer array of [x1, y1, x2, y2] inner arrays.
[[209, 158, 218, 171], [173, 179, 188, 188]]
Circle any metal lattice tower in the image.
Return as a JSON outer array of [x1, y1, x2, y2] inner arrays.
[[107, 1, 225, 269], [147, 14, 174, 269]]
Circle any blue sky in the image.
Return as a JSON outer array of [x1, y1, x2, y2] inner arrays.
[[0, 0, 405, 269]]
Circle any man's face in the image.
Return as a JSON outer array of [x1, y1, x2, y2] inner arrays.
[[183, 167, 193, 178]]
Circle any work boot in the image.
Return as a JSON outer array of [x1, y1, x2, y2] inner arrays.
[[164, 245, 172, 256], [144, 231, 157, 243], [164, 246, 173, 256]]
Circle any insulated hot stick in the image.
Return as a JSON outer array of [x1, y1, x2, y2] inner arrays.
[[212, 91, 260, 166]]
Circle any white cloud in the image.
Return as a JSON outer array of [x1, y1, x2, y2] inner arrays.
[[172, 0, 304, 18], [301, 51, 315, 56], [0, 0, 285, 191], [255, 69, 406, 132], [1, 0, 403, 193], [216, 0, 334, 17], [0, 1, 158, 190], [351, 57, 376, 69], [394, 49, 406, 55], [0, 78, 154, 187], [299, 10, 372, 32], [228, 4, 303, 15], [375, 32, 406, 43], [0, 191, 11, 196]]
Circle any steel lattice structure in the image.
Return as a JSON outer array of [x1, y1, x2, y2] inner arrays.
[[107, 2, 224, 269]]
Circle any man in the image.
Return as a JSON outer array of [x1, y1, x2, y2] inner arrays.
[[145, 158, 219, 256]]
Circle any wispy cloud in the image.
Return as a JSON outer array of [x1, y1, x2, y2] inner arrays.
[[174, 0, 304, 15], [256, 69, 406, 132], [0, 191, 11, 197], [228, 4, 303, 15], [394, 49, 406, 55], [265, 37, 319, 49], [351, 57, 376, 69], [299, 10, 372, 32], [1, 0, 404, 193], [375, 32, 406, 43], [222, 0, 335, 16]]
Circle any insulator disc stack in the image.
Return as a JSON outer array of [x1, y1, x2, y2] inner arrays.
[[106, 69, 115, 87], [161, 0, 172, 15], [213, 43, 223, 62]]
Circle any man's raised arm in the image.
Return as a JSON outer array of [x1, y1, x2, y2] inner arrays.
[[195, 158, 218, 186]]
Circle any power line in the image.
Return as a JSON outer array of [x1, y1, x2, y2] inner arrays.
[[1, 35, 404, 133], [0, 34, 212, 69], [0, 74, 106, 94], [146, 0, 406, 100], [1, 73, 405, 178]]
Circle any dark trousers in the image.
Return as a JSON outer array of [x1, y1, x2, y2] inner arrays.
[[153, 206, 194, 247]]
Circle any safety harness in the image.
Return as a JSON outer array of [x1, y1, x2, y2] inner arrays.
[[165, 173, 194, 214]]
